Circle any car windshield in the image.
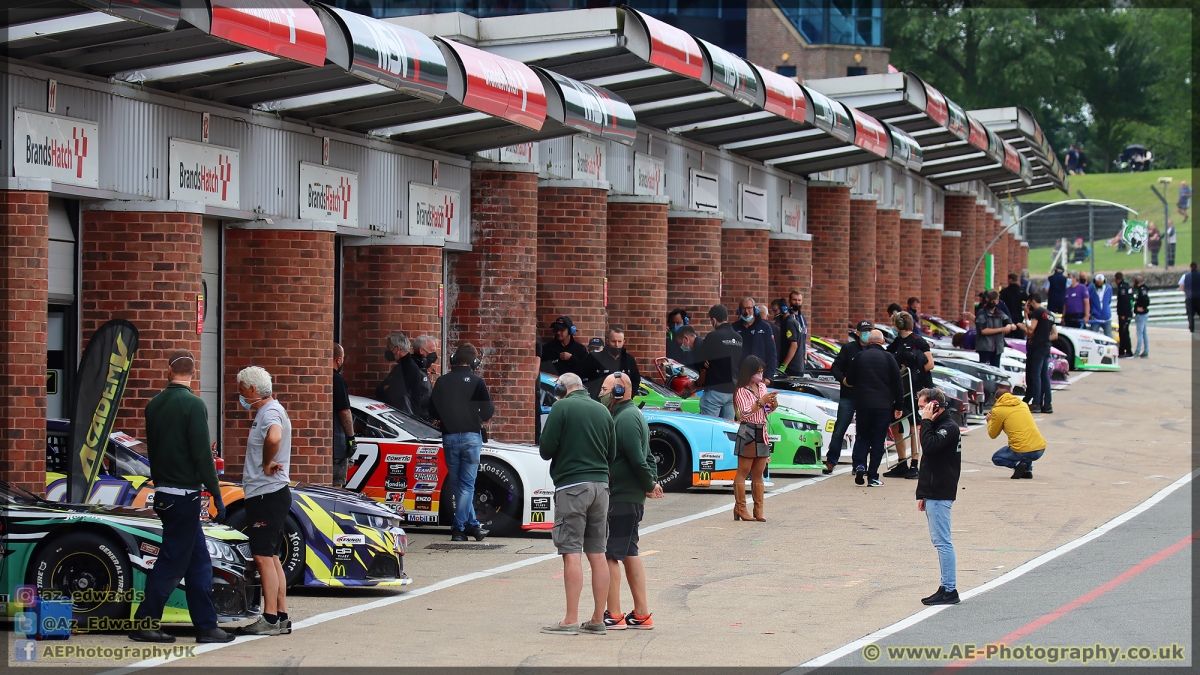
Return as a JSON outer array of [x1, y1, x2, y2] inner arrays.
[[641, 380, 678, 399], [381, 410, 442, 441], [109, 440, 153, 478], [1, 481, 44, 506]]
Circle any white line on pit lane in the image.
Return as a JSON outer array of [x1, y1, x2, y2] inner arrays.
[[1068, 371, 1093, 384], [789, 467, 1196, 672], [103, 468, 850, 673]]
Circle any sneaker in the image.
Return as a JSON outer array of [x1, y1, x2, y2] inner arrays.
[[1119, 354, 1135, 359], [920, 586, 945, 604], [465, 526, 489, 542], [578, 621, 607, 635], [239, 616, 282, 636], [603, 610, 627, 630], [280, 619, 292, 635], [540, 623, 579, 635], [868, 478, 884, 487], [451, 533, 468, 542], [882, 461, 908, 478], [1020, 470, 1034, 479], [902, 465, 920, 480], [625, 611, 654, 630], [854, 465, 866, 485], [129, 629, 176, 643], [1139, 354, 1149, 358], [196, 627, 235, 644], [1040, 405, 1053, 414], [1027, 404, 1041, 413], [922, 588, 960, 606], [1010, 461, 1029, 479]]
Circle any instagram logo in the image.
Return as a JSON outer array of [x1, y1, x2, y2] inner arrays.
[[14, 584, 38, 607]]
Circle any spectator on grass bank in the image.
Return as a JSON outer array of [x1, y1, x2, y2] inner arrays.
[[1062, 274, 1090, 328], [1180, 262, 1199, 333], [915, 387, 962, 607], [538, 373, 616, 635], [1165, 221, 1177, 268], [988, 393, 1047, 479], [429, 344, 494, 542], [1177, 181, 1191, 222], [1148, 223, 1163, 267], [1044, 266, 1068, 314], [824, 320, 872, 475], [1088, 274, 1113, 338], [999, 273, 1028, 325], [332, 344, 353, 488], [1115, 272, 1134, 356], [693, 305, 743, 420], [735, 298, 778, 376], [975, 290, 1014, 367], [847, 330, 903, 488], [1019, 270, 1033, 296], [1133, 276, 1151, 357], [1023, 293, 1054, 414]]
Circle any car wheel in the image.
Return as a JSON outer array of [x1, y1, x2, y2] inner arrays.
[[474, 459, 523, 537], [224, 509, 305, 588], [31, 532, 131, 623], [1053, 337, 1076, 370], [649, 424, 691, 492]]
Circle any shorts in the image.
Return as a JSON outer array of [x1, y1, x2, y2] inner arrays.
[[245, 486, 291, 557], [552, 482, 609, 555], [605, 501, 644, 561], [332, 458, 348, 486]]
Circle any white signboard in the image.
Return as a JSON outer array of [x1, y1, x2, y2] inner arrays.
[[781, 196, 805, 235], [738, 183, 767, 224], [409, 182, 460, 242], [299, 162, 358, 227], [168, 138, 239, 209], [13, 109, 99, 188], [689, 169, 719, 213], [913, 191, 925, 215], [634, 152, 664, 197], [500, 143, 536, 164], [572, 136, 606, 181], [894, 184, 907, 212]]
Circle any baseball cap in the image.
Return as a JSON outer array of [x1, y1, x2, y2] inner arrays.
[[855, 320, 874, 332], [1094, 273, 1106, 282], [550, 316, 574, 331]]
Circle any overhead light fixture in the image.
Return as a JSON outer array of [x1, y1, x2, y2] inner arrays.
[[368, 112, 490, 138], [2, 12, 124, 44], [584, 68, 667, 88], [254, 84, 393, 112], [631, 91, 725, 113], [113, 52, 277, 84]]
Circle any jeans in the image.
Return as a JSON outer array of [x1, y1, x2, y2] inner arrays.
[[700, 389, 735, 421], [1092, 319, 1113, 338], [824, 397, 856, 466], [1135, 313, 1149, 356], [976, 351, 1002, 367], [132, 491, 218, 630], [851, 408, 892, 480], [443, 432, 483, 533], [1025, 347, 1052, 409], [992, 445, 1045, 469], [924, 499, 956, 592], [1118, 316, 1133, 355]]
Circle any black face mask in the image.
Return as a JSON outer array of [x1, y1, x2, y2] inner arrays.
[[791, 305, 803, 315], [415, 352, 437, 369], [605, 346, 621, 357], [383, 348, 396, 362]]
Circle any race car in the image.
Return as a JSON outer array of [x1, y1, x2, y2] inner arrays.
[[633, 377, 826, 474], [2, 480, 259, 628], [1052, 325, 1121, 371], [923, 314, 1074, 385], [44, 421, 410, 590], [539, 373, 740, 491], [348, 396, 556, 535]]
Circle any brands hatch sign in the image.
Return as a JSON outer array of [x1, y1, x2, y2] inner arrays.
[[409, 183, 461, 242], [13, 109, 99, 188], [168, 138, 240, 209], [299, 162, 358, 227]]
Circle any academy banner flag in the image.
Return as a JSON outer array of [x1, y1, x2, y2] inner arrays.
[[67, 319, 138, 503]]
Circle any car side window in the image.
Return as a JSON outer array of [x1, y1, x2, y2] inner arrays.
[[352, 408, 398, 439]]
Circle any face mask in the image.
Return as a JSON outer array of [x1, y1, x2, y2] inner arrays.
[[741, 313, 754, 323], [239, 395, 262, 411], [751, 372, 763, 383], [605, 346, 621, 356], [859, 333, 870, 344], [987, 301, 997, 308], [418, 352, 437, 368], [383, 348, 396, 362], [791, 305, 803, 314], [599, 392, 614, 408]]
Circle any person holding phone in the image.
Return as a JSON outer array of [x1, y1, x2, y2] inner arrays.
[[915, 387, 962, 606], [732, 356, 775, 522]]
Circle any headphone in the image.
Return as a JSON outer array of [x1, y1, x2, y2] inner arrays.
[[557, 317, 576, 336], [469, 357, 481, 371], [612, 371, 627, 398], [553, 379, 567, 398]]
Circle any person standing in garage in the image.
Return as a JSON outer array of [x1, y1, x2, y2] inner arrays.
[[735, 297, 778, 377], [692, 305, 742, 420], [847, 330, 904, 487], [773, 299, 804, 377], [429, 343, 495, 542], [665, 308, 690, 363], [401, 335, 438, 421], [670, 324, 703, 370], [540, 316, 600, 385], [332, 343, 354, 488], [588, 326, 642, 399], [376, 332, 413, 416]]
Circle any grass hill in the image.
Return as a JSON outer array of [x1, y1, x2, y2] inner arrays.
[[1017, 168, 1194, 274]]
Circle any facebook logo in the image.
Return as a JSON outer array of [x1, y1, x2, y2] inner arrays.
[[14, 639, 38, 662]]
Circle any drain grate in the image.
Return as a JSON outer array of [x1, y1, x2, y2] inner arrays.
[[424, 543, 506, 551]]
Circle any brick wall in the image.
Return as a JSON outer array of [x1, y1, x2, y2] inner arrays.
[[746, 0, 890, 80], [223, 229, 334, 485], [768, 236, 812, 305], [0, 190, 48, 494], [807, 186, 850, 339], [898, 216, 924, 308], [537, 186, 607, 342], [667, 216, 722, 335], [920, 226, 943, 317], [874, 207, 900, 322], [941, 232, 962, 318], [449, 168, 539, 444], [969, 203, 989, 298], [721, 228, 771, 309], [341, 245, 441, 398], [1019, 242, 1029, 275], [606, 199, 668, 365], [945, 195, 975, 311], [81, 208, 203, 443], [848, 197, 877, 324], [989, 219, 1007, 290]]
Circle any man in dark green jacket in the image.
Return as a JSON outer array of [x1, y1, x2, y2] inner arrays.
[[599, 373, 663, 631], [130, 349, 233, 645], [538, 373, 615, 635]]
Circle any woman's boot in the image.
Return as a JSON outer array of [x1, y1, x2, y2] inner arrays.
[[733, 458, 753, 521], [752, 481, 766, 522]]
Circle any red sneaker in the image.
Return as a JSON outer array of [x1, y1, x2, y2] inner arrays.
[[625, 611, 654, 630], [603, 610, 627, 630]]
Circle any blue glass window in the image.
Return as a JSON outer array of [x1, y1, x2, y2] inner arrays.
[[775, 0, 882, 46]]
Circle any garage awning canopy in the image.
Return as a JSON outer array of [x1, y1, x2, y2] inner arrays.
[[804, 71, 967, 148], [971, 106, 1069, 195], [2, 0, 636, 154]]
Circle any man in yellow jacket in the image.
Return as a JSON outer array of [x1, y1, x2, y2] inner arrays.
[[987, 393, 1047, 479]]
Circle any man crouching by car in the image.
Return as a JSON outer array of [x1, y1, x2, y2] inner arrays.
[[915, 387, 962, 607]]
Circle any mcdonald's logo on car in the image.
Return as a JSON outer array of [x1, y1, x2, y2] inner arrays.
[[530, 511, 545, 522], [332, 563, 346, 577]]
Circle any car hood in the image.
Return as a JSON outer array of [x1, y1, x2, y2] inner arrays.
[[292, 483, 399, 516], [642, 408, 738, 431], [485, 440, 543, 456]]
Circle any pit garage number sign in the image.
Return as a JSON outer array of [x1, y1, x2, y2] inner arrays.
[[299, 161, 358, 227], [409, 183, 461, 242]]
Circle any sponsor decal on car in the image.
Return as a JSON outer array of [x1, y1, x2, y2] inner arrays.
[[385, 491, 405, 502], [385, 454, 412, 463], [334, 534, 366, 545], [417, 446, 439, 455], [335, 547, 354, 562], [825, 420, 836, 432], [413, 481, 438, 492], [663, 401, 682, 411], [414, 495, 432, 511], [407, 513, 437, 522], [699, 459, 716, 471], [139, 542, 159, 556], [699, 452, 723, 459], [531, 497, 550, 511], [388, 463, 407, 476], [533, 488, 554, 496], [384, 477, 407, 491], [767, 434, 781, 442], [144, 557, 157, 568], [414, 472, 438, 482]]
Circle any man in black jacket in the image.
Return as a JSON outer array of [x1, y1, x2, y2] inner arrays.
[[772, 299, 805, 377], [914, 387, 962, 606], [846, 330, 903, 487], [401, 335, 437, 421], [540, 316, 600, 383], [1114, 272, 1134, 357], [734, 297, 778, 376], [823, 320, 872, 474], [999, 273, 1028, 326], [693, 305, 742, 420], [376, 332, 413, 415], [429, 344, 495, 542], [588, 326, 643, 399]]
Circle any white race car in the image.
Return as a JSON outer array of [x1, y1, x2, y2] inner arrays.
[[1052, 326, 1120, 371], [767, 389, 856, 459], [348, 396, 556, 536]]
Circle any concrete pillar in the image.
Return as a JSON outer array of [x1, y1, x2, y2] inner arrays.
[[81, 201, 204, 442], [223, 228, 335, 485], [449, 164, 539, 444], [874, 207, 900, 323], [898, 216, 924, 307], [341, 244, 442, 398], [848, 195, 877, 325], [606, 196, 669, 365], [941, 230, 962, 318], [970, 202, 990, 298], [721, 227, 771, 309], [768, 234, 812, 306], [667, 214, 722, 335], [537, 182, 608, 343], [807, 185, 851, 340], [1019, 241, 1030, 275], [0, 181, 50, 494], [920, 224, 944, 317]]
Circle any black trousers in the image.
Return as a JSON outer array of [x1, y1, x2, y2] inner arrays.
[[1117, 315, 1133, 354], [1186, 299, 1198, 333], [132, 491, 218, 630]]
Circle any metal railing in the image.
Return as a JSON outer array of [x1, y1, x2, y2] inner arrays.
[[1109, 289, 1187, 324]]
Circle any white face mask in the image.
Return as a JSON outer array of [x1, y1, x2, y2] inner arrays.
[[751, 372, 763, 383]]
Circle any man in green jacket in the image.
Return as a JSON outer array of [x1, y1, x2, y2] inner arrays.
[[599, 373, 663, 631], [538, 372, 616, 635]]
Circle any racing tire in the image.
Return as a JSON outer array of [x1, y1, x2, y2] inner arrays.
[[1052, 337, 1076, 371], [473, 458, 523, 537], [30, 531, 132, 624], [649, 424, 692, 492], [224, 509, 306, 588]]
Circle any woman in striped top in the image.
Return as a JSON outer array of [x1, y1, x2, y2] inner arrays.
[[732, 356, 777, 522]]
